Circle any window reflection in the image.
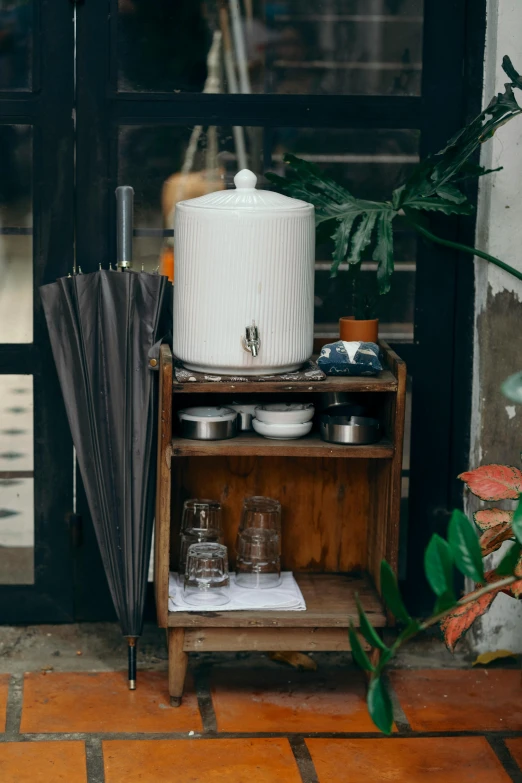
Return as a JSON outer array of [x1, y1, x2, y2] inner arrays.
[[0, 0, 32, 90], [118, 0, 423, 96]]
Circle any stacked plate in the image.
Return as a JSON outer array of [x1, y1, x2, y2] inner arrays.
[[252, 403, 314, 440]]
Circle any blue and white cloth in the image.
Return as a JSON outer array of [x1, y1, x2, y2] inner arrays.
[[317, 341, 382, 376]]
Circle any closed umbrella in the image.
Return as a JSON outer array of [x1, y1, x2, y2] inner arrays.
[[40, 187, 172, 688]]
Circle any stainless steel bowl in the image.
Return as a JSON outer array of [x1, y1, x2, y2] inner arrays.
[[178, 407, 238, 440], [320, 414, 380, 445]]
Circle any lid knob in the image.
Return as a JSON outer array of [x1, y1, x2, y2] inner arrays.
[[234, 169, 257, 189]]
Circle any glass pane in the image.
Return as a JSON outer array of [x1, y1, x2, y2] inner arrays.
[[0, 1, 33, 90], [117, 0, 424, 95], [119, 124, 416, 341], [0, 124, 33, 343], [0, 374, 34, 584]]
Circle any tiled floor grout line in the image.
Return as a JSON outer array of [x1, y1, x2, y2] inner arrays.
[[3, 730, 522, 742], [288, 736, 320, 783], [85, 736, 106, 783], [486, 736, 522, 783], [194, 665, 218, 734], [4, 674, 23, 736]]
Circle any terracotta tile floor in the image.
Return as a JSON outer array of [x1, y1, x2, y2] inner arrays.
[[0, 667, 521, 782]]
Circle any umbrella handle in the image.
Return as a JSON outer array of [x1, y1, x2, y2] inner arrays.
[[128, 638, 137, 689], [116, 186, 134, 270]]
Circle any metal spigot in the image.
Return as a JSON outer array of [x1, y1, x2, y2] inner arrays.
[[244, 324, 260, 357]]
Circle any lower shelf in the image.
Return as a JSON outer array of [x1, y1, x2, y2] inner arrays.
[[167, 573, 386, 630]]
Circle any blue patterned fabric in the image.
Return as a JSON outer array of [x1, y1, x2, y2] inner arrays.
[[317, 341, 382, 376]]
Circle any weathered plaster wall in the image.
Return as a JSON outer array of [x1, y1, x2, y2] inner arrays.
[[469, 0, 522, 653]]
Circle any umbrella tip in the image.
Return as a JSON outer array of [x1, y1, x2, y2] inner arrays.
[[128, 637, 137, 690], [129, 679, 136, 690]]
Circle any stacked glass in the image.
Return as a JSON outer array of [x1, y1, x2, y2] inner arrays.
[[183, 542, 230, 606], [235, 496, 281, 589], [178, 499, 223, 575]]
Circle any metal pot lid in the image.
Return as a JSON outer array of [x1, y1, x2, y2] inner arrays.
[[176, 169, 313, 212]]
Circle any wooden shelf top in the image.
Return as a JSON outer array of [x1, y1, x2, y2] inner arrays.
[[171, 431, 394, 458], [173, 369, 397, 395], [168, 573, 386, 629]]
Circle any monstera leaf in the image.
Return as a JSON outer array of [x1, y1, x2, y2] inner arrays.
[[267, 55, 522, 299]]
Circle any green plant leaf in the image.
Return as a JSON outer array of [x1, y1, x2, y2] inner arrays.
[[511, 496, 522, 545], [502, 372, 522, 405], [349, 622, 375, 672], [372, 210, 395, 295], [380, 560, 411, 624], [356, 596, 389, 653], [403, 196, 474, 215], [434, 183, 467, 203], [348, 211, 377, 265], [448, 510, 485, 582], [424, 534, 454, 597], [503, 55, 522, 89], [496, 542, 522, 576], [330, 216, 358, 277], [367, 676, 394, 735]]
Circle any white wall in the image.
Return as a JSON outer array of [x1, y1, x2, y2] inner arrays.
[[469, 0, 522, 654]]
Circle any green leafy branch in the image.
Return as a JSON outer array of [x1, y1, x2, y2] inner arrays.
[[267, 55, 522, 296], [353, 502, 522, 735]]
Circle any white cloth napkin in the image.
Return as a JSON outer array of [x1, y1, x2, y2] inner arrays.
[[168, 571, 306, 612]]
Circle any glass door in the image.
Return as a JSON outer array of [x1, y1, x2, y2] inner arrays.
[[0, 1, 75, 622], [74, 0, 484, 614]]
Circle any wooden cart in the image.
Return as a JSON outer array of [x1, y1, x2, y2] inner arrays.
[[154, 343, 406, 705]]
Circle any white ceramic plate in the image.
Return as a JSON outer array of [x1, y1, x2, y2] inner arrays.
[[178, 406, 237, 423], [252, 418, 313, 440], [254, 403, 315, 424]]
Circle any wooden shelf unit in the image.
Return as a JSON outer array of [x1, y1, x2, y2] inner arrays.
[[155, 342, 406, 705]]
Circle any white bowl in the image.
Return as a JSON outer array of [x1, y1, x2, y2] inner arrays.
[[252, 418, 313, 440], [254, 403, 315, 425]]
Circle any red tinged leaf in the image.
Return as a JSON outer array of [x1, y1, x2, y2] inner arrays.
[[479, 523, 514, 556], [459, 465, 522, 501], [440, 571, 505, 652], [474, 508, 513, 532]]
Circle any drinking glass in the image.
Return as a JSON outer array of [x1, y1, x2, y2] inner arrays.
[[235, 529, 281, 589], [183, 543, 230, 606], [181, 499, 222, 534], [179, 530, 223, 575], [238, 496, 281, 535]]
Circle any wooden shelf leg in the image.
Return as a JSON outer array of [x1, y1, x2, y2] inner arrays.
[[168, 628, 188, 707]]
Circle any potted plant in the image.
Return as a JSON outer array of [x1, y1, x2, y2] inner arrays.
[[338, 266, 380, 343]]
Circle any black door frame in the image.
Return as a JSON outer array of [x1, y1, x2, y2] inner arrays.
[[0, 1, 75, 622], [73, 0, 486, 618]]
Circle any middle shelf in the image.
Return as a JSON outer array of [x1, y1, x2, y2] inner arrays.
[[171, 431, 394, 459]]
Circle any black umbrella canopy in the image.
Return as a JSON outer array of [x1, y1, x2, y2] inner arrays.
[[41, 197, 172, 688]]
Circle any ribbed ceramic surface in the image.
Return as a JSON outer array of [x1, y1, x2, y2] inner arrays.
[[173, 205, 315, 375]]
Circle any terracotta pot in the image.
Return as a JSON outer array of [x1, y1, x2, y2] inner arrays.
[[339, 317, 379, 343]]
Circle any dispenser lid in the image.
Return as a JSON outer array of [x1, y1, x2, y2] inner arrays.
[[176, 169, 313, 211]]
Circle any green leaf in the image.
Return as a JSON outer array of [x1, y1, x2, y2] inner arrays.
[[372, 210, 395, 295], [424, 534, 454, 597], [502, 371, 522, 405], [380, 560, 411, 624], [356, 596, 389, 653], [511, 496, 522, 545], [503, 55, 522, 90], [496, 542, 522, 576], [434, 183, 467, 203], [448, 509, 485, 582], [348, 211, 377, 265], [367, 676, 394, 735], [403, 195, 474, 215], [348, 622, 375, 672], [330, 216, 358, 277]]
